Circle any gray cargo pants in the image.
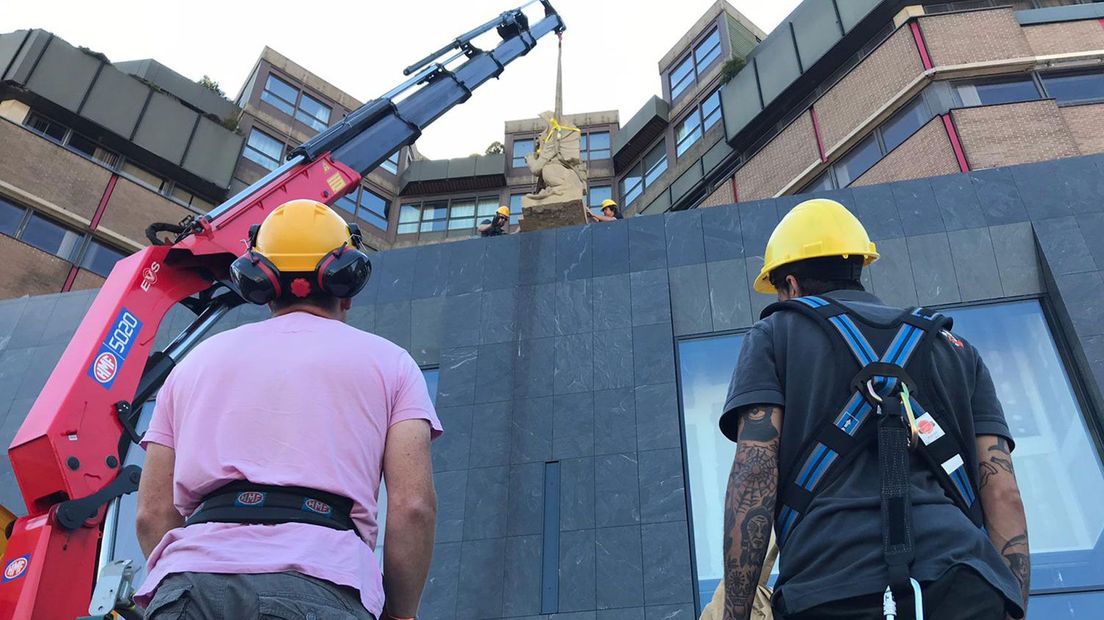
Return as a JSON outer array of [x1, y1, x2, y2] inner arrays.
[[144, 571, 377, 619]]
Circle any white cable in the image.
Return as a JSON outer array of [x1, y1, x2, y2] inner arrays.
[[910, 578, 924, 619]]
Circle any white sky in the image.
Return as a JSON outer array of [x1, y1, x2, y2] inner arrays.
[[0, 0, 800, 159]]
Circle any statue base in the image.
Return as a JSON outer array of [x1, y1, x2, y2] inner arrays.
[[520, 198, 588, 232]]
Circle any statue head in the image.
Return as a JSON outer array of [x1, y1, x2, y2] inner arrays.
[[539, 110, 556, 124]]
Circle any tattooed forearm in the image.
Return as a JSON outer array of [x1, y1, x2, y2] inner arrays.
[[722, 406, 781, 620], [1001, 534, 1030, 610], [976, 435, 1030, 615]]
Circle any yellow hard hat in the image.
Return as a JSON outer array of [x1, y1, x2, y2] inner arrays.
[[255, 199, 357, 272], [497, 206, 511, 217], [600, 199, 618, 209], [754, 198, 879, 294]]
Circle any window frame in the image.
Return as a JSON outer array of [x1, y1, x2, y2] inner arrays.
[[243, 127, 285, 171], [619, 140, 668, 207], [398, 195, 507, 239], [1039, 68, 1104, 106], [260, 73, 298, 116], [511, 137, 536, 168], [667, 26, 724, 103]]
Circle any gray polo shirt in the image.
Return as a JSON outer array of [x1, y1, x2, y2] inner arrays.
[[721, 289, 1023, 616]]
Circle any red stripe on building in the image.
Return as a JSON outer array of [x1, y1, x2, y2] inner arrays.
[[61, 265, 79, 293], [941, 115, 970, 172], [88, 175, 118, 231], [1099, 18, 1104, 30], [809, 106, 827, 163], [910, 21, 934, 70]]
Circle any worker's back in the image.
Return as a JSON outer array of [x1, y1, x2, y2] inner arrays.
[[723, 289, 1021, 616], [135, 310, 441, 614]]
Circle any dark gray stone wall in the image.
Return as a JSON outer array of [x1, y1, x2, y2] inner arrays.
[[0, 154, 1102, 618]]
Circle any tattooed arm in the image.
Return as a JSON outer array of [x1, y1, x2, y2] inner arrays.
[[977, 434, 1029, 618], [722, 405, 782, 620]]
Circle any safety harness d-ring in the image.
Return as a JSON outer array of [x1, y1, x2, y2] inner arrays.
[[865, 379, 884, 403], [866, 379, 919, 450]]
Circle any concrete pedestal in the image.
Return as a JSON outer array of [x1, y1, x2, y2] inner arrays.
[[519, 198, 588, 232]]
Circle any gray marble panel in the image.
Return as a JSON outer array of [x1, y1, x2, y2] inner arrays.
[[374, 301, 412, 350], [664, 210, 706, 267], [970, 168, 1030, 226], [906, 233, 961, 306], [457, 538, 506, 618], [1013, 160, 1072, 221], [410, 297, 446, 355], [0, 348, 32, 404], [931, 173, 986, 232], [947, 228, 1004, 302], [520, 230, 559, 285], [593, 328, 634, 391], [558, 225, 595, 281], [641, 521, 693, 605], [504, 535, 544, 617], [596, 525, 645, 609], [628, 215, 668, 272], [1066, 155, 1104, 214], [708, 258, 754, 331], [512, 396, 554, 463], [471, 400, 512, 468], [594, 388, 638, 456], [420, 542, 461, 619], [508, 460, 546, 536], [669, 264, 713, 336], [556, 279, 594, 336], [39, 292, 93, 346], [597, 609, 645, 620], [432, 405, 473, 473], [635, 382, 680, 452], [0, 299, 28, 348], [411, 242, 450, 299], [630, 269, 672, 326], [375, 246, 417, 303], [554, 614, 597, 620], [595, 453, 640, 527], [482, 233, 523, 291], [989, 222, 1044, 296], [518, 283, 558, 340], [345, 304, 375, 335], [738, 199, 779, 260], [1077, 213, 1104, 269], [632, 323, 675, 387], [554, 392, 595, 459], [638, 448, 686, 524], [463, 465, 509, 540], [1033, 216, 1097, 276], [867, 238, 918, 308], [560, 456, 596, 531], [7, 295, 56, 350], [475, 342, 515, 405], [745, 258, 772, 320], [435, 469, 468, 543], [593, 219, 630, 277], [645, 604, 697, 620], [437, 346, 478, 407], [555, 333, 594, 395], [515, 336, 555, 400], [442, 292, 483, 348], [592, 274, 632, 331], [850, 183, 904, 240], [447, 239, 487, 295], [559, 529, 597, 612], [701, 205, 743, 262], [1055, 272, 1104, 338], [891, 178, 945, 235], [481, 287, 519, 344]]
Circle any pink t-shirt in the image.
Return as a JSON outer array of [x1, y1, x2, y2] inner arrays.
[[135, 311, 442, 616]]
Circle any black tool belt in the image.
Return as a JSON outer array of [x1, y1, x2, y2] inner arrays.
[[185, 480, 358, 536]]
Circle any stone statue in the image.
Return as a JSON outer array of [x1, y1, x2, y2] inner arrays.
[[521, 111, 588, 210]]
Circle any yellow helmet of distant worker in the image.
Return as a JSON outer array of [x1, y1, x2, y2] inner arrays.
[[600, 199, 618, 210], [497, 206, 511, 217], [754, 198, 878, 294]]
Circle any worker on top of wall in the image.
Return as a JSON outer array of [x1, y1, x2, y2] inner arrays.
[[718, 199, 1028, 620], [588, 198, 623, 222], [479, 205, 511, 236], [135, 200, 442, 620]]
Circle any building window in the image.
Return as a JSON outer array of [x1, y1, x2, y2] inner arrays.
[[295, 92, 331, 131], [260, 74, 298, 116], [79, 239, 126, 277], [399, 196, 503, 238], [587, 184, 612, 216], [620, 141, 668, 206], [398, 204, 421, 235], [955, 76, 1040, 107], [243, 128, 285, 171], [678, 300, 1104, 611], [25, 113, 120, 167], [669, 27, 723, 102], [512, 138, 535, 168], [675, 111, 704, 158], [0, 196, 27, 236], [509, 193, 525, 225], [21, 212, 82, 260], [359, 188, 389, 230], [1040, 70, 1104, 105], [833, 135, 881, 188], [581, 131, 611, 161], [702, 89, 722, 131], [380, 152, 400, 175], [879, 97, 927, 153]]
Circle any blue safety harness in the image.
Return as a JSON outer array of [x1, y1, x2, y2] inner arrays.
[[763, 295, 984, 605]]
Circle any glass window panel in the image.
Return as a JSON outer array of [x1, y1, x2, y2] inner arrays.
[[509, 193, 525, 225], [360, 189, 388, 228], [121, 162, 165, 191], [295, 92, 330, 131], [881, 97, 929, 152], [27, 114, 66, 142], [622, 181, 643, 206], [450, 200, 476, 219], [397, 223, 419, 235], [380, 152, 399, 174], [477, 202, 498, 217], [192, 196, 214, 213], [645, 148, 669, 187], [588, 131, 610, 150], [1042, 71, 1104, 105], [67, 132, 98, 158], [580, 134, 588, 152], [93, 146, 120, 167], [170, 185, 194, 205], [834, 136, 881, 187], [0, 197, 26, 235], [676, 112, 703, 157], [956, 77, 1039, 107], [702, 90, 723, 131], [421, 202, 448, 221], [399, 204, 421, 223], [512, 138, 535, 168], [21, 213, 81, 259], [243, 128, 284, 170], [80, 239, 126, 277], [261, 74, 297, 115], [588, 185, 612, 209], [805, 170, 835, 192], [334, 192, 358, 214], [670, 56, 695, 101], [420, 219, 448, 232], [694, 29, 722, 73]]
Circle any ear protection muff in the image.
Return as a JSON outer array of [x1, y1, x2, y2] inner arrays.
[[230, 225, 283, 304], [315, 224, 372, 298]]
